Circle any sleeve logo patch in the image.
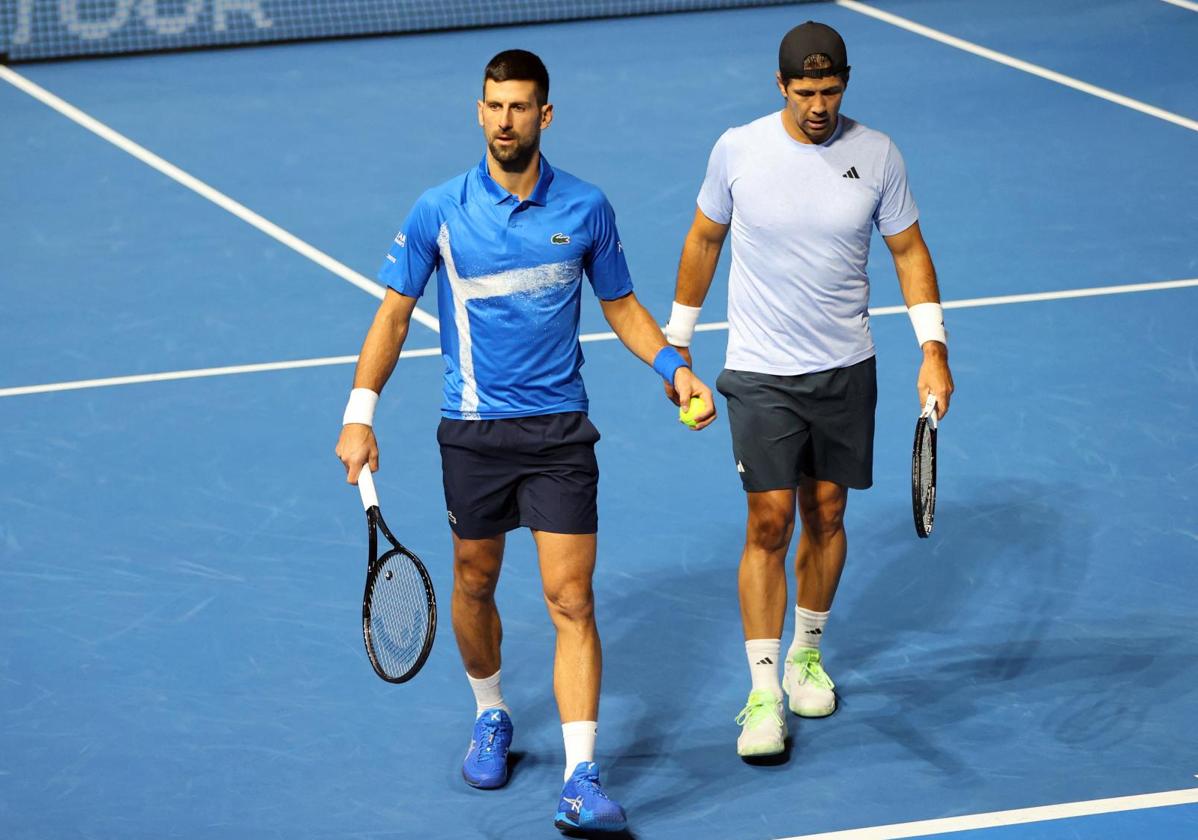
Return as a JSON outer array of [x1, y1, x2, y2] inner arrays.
[[550, 233, 571, 245], [395, 232, 407, 248]]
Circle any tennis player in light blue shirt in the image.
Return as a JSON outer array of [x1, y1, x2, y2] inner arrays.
[[335, 49, 715, 834], [662, 22, 955, 759]]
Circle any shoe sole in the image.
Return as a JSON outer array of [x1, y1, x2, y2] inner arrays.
[[787, 696, 836, 717], [554, 815, 628, 833], [462, 768, 508, 790], [784, 679, 837, 718], [737, 741, 785, 757], [791, 705, 835, 718]]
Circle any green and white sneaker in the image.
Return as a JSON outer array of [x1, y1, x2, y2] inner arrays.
[[784, 648, 836, 717], [735, 689, 787, 757]]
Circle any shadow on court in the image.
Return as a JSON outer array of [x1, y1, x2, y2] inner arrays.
[[573, 478, 1198, 830]]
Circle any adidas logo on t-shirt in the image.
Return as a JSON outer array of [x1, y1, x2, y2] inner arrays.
[[841, 166, 860, 179]]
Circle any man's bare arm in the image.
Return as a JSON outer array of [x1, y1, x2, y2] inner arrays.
[[335, 290, 421, 482], [883, 221, 955, 418], [673, 207, 730, 310], [599, 291, 716, 430], [663, 208, 729, 403]]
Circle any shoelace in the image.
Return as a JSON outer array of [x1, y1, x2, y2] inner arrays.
[[793, 654, 835, 690], [474, 720, 506, 762], [734, 694, 778, 727], [575, 772, 611, 801]]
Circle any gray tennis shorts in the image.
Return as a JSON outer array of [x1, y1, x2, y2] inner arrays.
[[716, 356, 877, 492]]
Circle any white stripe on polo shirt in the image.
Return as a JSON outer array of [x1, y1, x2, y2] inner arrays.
[[436, 224, 581, 419]]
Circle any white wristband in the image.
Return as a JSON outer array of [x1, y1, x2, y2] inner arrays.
[[907, 302, 947, 348], [663, 302, 702, 347], [343, 388, 379, 427]]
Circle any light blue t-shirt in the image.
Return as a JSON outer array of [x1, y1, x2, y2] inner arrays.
[[698, 114, 919, 375], [379, 154, 633, 419]]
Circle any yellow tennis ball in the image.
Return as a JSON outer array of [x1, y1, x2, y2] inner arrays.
[[679, 396, 706, 428]]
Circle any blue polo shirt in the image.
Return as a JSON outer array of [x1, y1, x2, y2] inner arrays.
[[379, 154, 634, 420]]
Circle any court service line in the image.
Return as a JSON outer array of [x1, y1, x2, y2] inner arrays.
[[2, 276, 1195, 399], [690, 277, 1198, 332], [0, 348, 442, 398], [777, 786, 1198, 839], [0, 65, 439, 333], [1161, 0, 1198, 12], [835, 0, 1198, 133]]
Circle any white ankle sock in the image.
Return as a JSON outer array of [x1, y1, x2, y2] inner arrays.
[[788, 606, 829, 657], [467, 669, 511, 716], [745, 639, 782, 697], [562, 720, 597, 780]]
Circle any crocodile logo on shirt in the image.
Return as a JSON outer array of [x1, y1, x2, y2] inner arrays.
[[550, 233, 571, 245]]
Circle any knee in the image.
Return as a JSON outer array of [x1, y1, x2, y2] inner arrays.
[[543, 582, 595, 626], [454, 556, 499, 602], [746, 509, 795, 555], [799, 500, 845, 541]]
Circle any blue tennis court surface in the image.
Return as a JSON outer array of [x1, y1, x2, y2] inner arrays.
[[2, 2, 1196, 838]]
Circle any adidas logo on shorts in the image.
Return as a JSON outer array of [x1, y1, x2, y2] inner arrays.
[[736, 461, 746, 473]]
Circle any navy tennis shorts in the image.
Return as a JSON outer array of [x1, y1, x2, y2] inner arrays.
[[716, 356, 877, 492], [437, 411, 601, 539]]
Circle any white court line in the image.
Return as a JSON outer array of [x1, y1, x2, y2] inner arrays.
[[835, 0, 1198, 133], [0, 348, 441, 398], [687, 277, 1198, 332], [0, 65, 440, 333], [776, 786, 1198, 840], [1161, 0, 1198, 11], [2, 277, 1196, 399]]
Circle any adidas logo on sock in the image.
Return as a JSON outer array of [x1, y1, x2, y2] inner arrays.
[[755, 656, 774, 665], [806, 628, 823, 635], [841, 166, 860, 179]]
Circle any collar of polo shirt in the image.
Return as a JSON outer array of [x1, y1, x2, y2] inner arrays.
[[476, 153, 556, 206]]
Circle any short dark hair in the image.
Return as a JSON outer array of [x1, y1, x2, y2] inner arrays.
[[781, 54, 850, 86], [803, 53, 834, 73], [483, 49, 550, 106]]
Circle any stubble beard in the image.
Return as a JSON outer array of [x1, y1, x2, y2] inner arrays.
[[802, 122, 835, 144], [489, 132, 539, 173], [798, 111, 836, 144]]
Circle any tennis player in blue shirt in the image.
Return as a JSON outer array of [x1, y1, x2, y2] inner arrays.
[[335, 50, 714, 833]]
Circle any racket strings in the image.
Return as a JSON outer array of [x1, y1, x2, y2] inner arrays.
[[914, 424, 936, 534], [367, 553, 431, 678]]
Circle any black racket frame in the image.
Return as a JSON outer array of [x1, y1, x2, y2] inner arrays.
[[362, 505, 437, 683], [911, 415, 937, 539]]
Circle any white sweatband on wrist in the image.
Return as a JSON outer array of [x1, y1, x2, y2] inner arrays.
[[663, 302, 702, 347], [907, 302, 947, 348], [342, 388, 379, 426]]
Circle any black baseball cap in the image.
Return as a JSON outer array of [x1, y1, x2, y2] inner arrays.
[[778, 21, 850, 80]]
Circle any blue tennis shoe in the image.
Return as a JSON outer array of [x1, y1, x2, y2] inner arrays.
[[462, 708, 513, 789], [554, 761, 627, 833]]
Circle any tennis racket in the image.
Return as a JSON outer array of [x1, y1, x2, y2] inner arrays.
[[356, 466, 436, 683], [911, 394, 938, 539]]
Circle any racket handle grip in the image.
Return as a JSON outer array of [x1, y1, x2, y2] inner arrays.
[[922, 393, 938, 429], [357, 465, 379, 511]]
